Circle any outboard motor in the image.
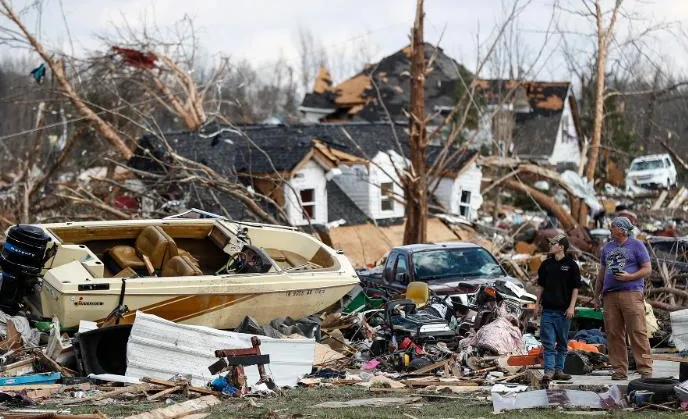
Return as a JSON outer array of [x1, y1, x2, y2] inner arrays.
[[0, 225, 52, 314]]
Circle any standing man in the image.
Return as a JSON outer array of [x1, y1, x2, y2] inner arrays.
[[594, 216, 653, 380], [537, 233, 581, 381]]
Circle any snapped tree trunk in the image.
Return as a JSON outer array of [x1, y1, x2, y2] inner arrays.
[[503, 179, 577, 230], [581, 0, 622, 225], [402, 0, 428, 245]]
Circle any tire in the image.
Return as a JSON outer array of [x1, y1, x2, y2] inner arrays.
[[627, 377, 679, 403]]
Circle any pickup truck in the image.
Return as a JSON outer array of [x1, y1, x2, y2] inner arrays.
[[358, 242, 529, 301]]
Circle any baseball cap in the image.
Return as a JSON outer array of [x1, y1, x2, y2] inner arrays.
[[548, 233, 569, 250]]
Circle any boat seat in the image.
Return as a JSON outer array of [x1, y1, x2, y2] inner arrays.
[[109, 226, 178, 274], [264, 248, 309, 268], [178, 248, 200, 268], [162, 255, 203, 277]]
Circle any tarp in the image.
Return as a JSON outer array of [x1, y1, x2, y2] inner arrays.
[[125, 312, 315, 387], [560, 170, 603, 215]]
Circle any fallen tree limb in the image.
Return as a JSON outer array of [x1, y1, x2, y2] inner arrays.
[[503, 179, 578, 230], [646, 287, 688, 300], [0, 1, 133, 160], [660, 140, 688, 171], [647, 300, 684, 312]]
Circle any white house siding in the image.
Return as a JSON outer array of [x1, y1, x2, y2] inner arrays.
[[549, 89, 581, 167], [369, 151, 406, 220], [453, 163, 483, 221], [432, 177, 454, 211], [430, 163, 483, 221], [332, 164, 371, 217], [285, 161, 328, 226]]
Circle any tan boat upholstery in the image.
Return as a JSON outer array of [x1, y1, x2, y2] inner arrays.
[[178, 248, 200, 268], [264, 248, 309, 267], [161, 255, 203, 277], [109, 226, 178, 271]]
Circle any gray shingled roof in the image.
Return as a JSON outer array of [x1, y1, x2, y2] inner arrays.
[[326, 180, 370, 225], [511, 114, 562, 159], [300, 43, 473, 122]]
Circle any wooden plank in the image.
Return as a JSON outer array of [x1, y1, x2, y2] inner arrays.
[[652, 190, 669, 210], [124, 395, 221, 419], [4, 414, 107, 419], [642, 353, 688, 363], [141, 377, 218, 396], [369, 387, 481, 398], [34, 348, 76, 377], [399, 379, 482, 387], [146, 385, 184, 401], [0, 357, 35, 377], [667, 186, 688, 209], [407, 360, 448, 376], [62, 383, 150, 405], [0, 383, 60, 392]]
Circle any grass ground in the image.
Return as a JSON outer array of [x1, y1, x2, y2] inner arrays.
[[46, 386, 684, 419]]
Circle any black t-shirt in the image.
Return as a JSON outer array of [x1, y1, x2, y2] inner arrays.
[[537, 255, 582, 311]]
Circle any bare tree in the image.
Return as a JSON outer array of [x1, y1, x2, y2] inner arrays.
[[584, 0, 623, 186], [403, 0, 428, 245]]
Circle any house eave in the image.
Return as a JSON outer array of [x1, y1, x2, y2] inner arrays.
[[298, 106, 336, 114]]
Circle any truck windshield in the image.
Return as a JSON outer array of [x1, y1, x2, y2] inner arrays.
[[630, 160, 664, 171], [411, 247, 504, 281]]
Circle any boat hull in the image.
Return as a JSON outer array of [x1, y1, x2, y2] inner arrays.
[[40, 275, 357, 329]]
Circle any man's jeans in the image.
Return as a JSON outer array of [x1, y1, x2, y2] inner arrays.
[[540, 309, 571, 373]]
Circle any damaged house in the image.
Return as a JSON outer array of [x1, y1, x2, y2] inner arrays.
[[131, 122, 482, 266], [299, 45, 583, 171], [473, 79, 583, 170], [299, 43, 473, 124]]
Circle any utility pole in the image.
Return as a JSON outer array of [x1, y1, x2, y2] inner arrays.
[[402, 0, 428, 245]]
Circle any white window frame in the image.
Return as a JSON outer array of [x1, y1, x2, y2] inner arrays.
[[459, 189, 471, 218], [299, 188, 316, 220], [380, 182, 395, 212]]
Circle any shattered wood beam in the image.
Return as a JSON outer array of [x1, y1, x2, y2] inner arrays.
[[0, 1, 133, 160], [503, 179, 578, 230]]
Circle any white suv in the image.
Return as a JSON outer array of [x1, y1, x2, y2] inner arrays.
[[626, 154, 678, 191]]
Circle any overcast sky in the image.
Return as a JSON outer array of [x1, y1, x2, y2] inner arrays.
[[2, 0, 687, 84]]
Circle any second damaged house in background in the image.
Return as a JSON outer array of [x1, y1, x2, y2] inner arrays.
[[0, 214, 359, 329], [131, 122, 484, 267]]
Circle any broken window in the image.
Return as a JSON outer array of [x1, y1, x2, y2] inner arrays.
[[380, 182, 394, 211], [459, 190, 471, 218], [299, 189, 315, 219]]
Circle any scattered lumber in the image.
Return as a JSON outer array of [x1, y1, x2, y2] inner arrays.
[[124, 395, 221, 419], [652, 190, 669, 210], [141, 377, 218, 396], [62, 383, 151, 405], [3, 413, 107, 419]]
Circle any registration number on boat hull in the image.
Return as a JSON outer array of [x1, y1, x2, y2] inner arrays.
[[285, 288, 326, 297]]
